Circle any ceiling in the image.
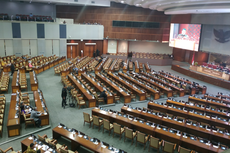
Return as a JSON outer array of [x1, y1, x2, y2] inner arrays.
[[8, 0, 230, 14]]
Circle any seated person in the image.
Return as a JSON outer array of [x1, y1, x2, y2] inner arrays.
[[20, 102, 32, 114], [1, 60, 6, 67], [220, 62, 226, 68], [30, 107, 42, 128], [29, 61, 33, 68], [99, 90, 107, 104], [26, 143, 37, 153]]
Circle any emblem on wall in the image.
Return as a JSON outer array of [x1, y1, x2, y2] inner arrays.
[[213, 29, 230, 43]]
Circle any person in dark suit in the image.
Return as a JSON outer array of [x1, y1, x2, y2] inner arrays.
[[30, 107, 42, 127], [10, 63, 15, 76], [61, 85, 68, 109], [96, 49, 100, 56], [93, 51, 96, 58], [220, 62, 226, 68], [99, 90, 107, 104]]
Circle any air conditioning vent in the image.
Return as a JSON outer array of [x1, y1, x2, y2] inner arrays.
[[91, 1, 95, 3], [74, 0, 78, 2]]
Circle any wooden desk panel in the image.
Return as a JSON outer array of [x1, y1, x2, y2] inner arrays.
[[92, 108, 224, 153], [29, 72, 38, 91], [33, 91, 49, 126], [118, 72, 160, 100], [52, 126, 115, 153], [81, 73, 114, 104], [132, 72, 173, 97], [121, 105, 230, 145], [140, 72, 185, 97], [188, 96, 230, 110], [95, 73, 131, 103], [147, 102, 230, 131], [107, 72, 146, 101], [7, 94, 20, 137], [166, 100, 230, 120], [68, 74, 96, 107]]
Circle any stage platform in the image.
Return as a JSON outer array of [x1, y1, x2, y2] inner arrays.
[[102, 54, 173, 66], [171, 64, 230, 90]]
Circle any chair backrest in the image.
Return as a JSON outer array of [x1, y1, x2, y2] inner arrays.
[[93, 116, 99, 125], [125, 127, 133, 139], [48, 141, 56, 149], [83, 112, 90, 122], [60, 148, 68, 153], [150, 136, 160, 148], [103, 119, 110, 130], [163, 141, 175, 153], [179, 146, 192, 153], [113, 123, 121, 133], [136, 131, 145, 143], [38, 134, 45, 143]]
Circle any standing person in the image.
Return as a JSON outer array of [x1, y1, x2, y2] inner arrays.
[[61, 85, 67, 109], [93, 51, 96, 58], [96, 49, 100, 57], [10, 63, 15, 76], [30, 107, 42, 128], [99, 90, 107, 104]]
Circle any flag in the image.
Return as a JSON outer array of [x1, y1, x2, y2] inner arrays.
[[191, 52, 195, 65]]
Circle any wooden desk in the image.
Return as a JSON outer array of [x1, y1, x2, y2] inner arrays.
[[118, 72, 160, 100], [141, 72, 186, 97], [160, 69, 207, 94], [188, 96, 230, 110], [3, 65, 10, 72], [147, 102, 230, 131], [33, 91, 49, 126], [122, 59, 128, 73], [95, 73, 131, 103], [92, 108, 224, 153], [95, 57, 108, 73], [81, 73, 114, 104], [52, 126, 115, 153], [7, 94, 20, 137], [134, 60, 139, 73], [190, 65, 230, 81], [204, 95, 230, 105], [108, 59, 117, 72], [68, 74, 96, 107], [18, 67, 26, 73], [11, 72, 19, 93], [30, 72, 38, 91], [144, 63, 151, 72], [128, 60, 133, 71], [121, 105, 230, 145], [107, 72, 146, 101], [132, 72, 173, 97], [33, 66, 43, 74], [166, 100, 230, 119]]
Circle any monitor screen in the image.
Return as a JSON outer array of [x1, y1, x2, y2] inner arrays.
[[169, 23, 201, 51]]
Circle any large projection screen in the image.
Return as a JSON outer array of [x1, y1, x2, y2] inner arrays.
[[200, 25, 230, 55], [169, 23, 201, 51]]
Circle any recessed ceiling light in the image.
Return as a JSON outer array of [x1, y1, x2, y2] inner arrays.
[[135, 4, 141, 6], [121, 1, 124, 3]]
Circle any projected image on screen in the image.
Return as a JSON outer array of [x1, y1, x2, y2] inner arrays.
[[169, 23, 201, 51]]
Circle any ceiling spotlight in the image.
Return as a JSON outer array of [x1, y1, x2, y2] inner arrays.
[[121, 1, 124, 3], [135, 4, 141, 6]]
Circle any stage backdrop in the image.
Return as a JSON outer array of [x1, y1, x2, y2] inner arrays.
[[200, 25, 230, 55]]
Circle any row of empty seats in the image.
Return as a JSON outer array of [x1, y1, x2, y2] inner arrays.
[[83, 111, 195, 153]]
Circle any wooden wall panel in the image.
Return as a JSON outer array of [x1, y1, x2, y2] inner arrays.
[[173, 47, 209, 64], [103, 40, 108, 54], [66, 40, 103, 57], [56, 2, 171, 41], [171, 14, 191, 24]]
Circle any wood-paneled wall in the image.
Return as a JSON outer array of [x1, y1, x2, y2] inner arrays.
[[173, 48, 209, 65], [67, 40, 103, 57], [56, 2, 171, 41]]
